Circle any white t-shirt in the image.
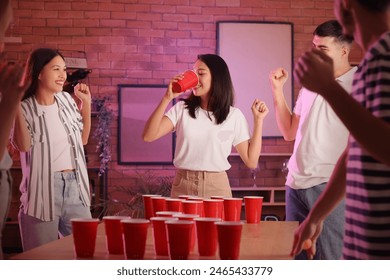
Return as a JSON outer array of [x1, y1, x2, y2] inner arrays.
[[0, 152, 12, 170], [37, 102, 74, 172], [286, 66, 357, 189], [165, 101, 251, 172]]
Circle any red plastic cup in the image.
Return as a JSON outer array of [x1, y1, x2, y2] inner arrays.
[[156, 211, 182, 217], [223, 198, 243, 221], [172, 70, 199, 93], [165, 198, 183, 212], [151, 196, 167, 217], [195, 217, 221, 256], [186, 196, 203, 201], [203, 199, 223, 219], [178, 195, 191, 200], [173, 213, 199, 252], [244, 196, 263, 224], [210, 196, 225, 219], [182, 200, 203, 217], [216, 221, 243, 260], [173, 213, 200, 221], [102, 216, 130, 254], [143, 194, 162, 219], [210, 195, 225, 200], [165, 220, 195, 260], [71, 218, 100, 258], [150, 217, 178, 256], [121, 219, 150, 259]]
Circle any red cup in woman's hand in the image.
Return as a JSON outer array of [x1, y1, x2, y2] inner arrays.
[[172, 70, 199, 93]]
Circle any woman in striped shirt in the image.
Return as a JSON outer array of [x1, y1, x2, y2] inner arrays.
[[12, 48, 92, 251]]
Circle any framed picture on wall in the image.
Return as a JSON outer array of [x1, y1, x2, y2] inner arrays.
[[217, 21, 294, 137], [118, 85, 175, 165]]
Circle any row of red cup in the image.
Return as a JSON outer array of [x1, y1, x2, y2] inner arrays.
[[151, 216, 243, 260], [69, 195, 263, 259], [70, 216, 242, 260], [143, 194, 264, 224]]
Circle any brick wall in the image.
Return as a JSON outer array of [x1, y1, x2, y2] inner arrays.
[[5, 0, 363, 197]]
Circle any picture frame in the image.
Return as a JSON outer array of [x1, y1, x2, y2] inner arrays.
[[217, 21, 294, 137], [118, 85, 175, 165]]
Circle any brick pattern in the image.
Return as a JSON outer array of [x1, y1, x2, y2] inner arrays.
[[6, 0, 362, 195]]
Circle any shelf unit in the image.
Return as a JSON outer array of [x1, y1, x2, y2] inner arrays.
[[229, 152, 291, 221], [231, 187, 286, 206]]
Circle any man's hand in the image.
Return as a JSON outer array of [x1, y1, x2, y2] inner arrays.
[[294, 49, 336, 95]]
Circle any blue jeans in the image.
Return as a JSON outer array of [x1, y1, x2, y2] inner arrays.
[[286, 183, 345, 260], [19, 171, 91, 251], [0, 170, 12, 259]]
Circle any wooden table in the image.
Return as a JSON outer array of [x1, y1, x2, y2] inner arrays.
[[11, 221, 297, 260]]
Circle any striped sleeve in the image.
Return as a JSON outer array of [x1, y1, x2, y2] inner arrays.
[[344, 32, 390, 260]]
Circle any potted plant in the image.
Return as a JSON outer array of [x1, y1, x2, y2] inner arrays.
[[102, 170, 173, 218], [91, 96, 113, 175]]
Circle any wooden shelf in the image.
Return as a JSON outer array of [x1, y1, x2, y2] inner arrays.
[[232, 187, 285, 204], [231, 186, 286, 220]]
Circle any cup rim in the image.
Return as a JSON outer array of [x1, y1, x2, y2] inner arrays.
[[223, 198, 243, 201], [70, 218, 99, 222], [172, 213, 200, 218], [203, 199, 223, 203], [103, 216, 131, 220], [150, 217, 178, 221], [194, 217, 222, 222], [177, 195, 191, 199], [215, 221, 243, 226], [156, 211, 183, 216], [165, 198, 184, 202], [121, 218, 150, 224], [165, 220, 194, 225], [244, 196, 264, 199], [151, 196, 166, 200], [185, 69, 199, 80], [142, 194, 162, 197], [182, 200, 203, 204]]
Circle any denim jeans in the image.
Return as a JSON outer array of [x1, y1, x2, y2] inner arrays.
[[0, 170, 12, 259], [286, 183, 345, 260], [19, 171, 91, 251]]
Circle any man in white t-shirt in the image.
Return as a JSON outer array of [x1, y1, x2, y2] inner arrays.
[[269, 20, 357, 259]]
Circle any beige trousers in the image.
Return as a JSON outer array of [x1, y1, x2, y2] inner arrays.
[[170, 169, 232, 198]]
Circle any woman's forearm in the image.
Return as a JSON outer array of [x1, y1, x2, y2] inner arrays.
[[11, 107, 32, 152], [143, 97, 172, 142], [0, 98, 20, 158], [80, 100, 91, 145]]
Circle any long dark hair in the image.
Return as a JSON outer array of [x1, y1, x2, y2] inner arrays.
[[183, 54, 234, 125], [23, 48, 65, 101]]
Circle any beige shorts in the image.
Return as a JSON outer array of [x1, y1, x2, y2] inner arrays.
[[170, 169, 232, 198]]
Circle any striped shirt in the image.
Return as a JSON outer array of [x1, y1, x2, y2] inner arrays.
[[18, 92, 90, 222], [344, 32, 390, 259]]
